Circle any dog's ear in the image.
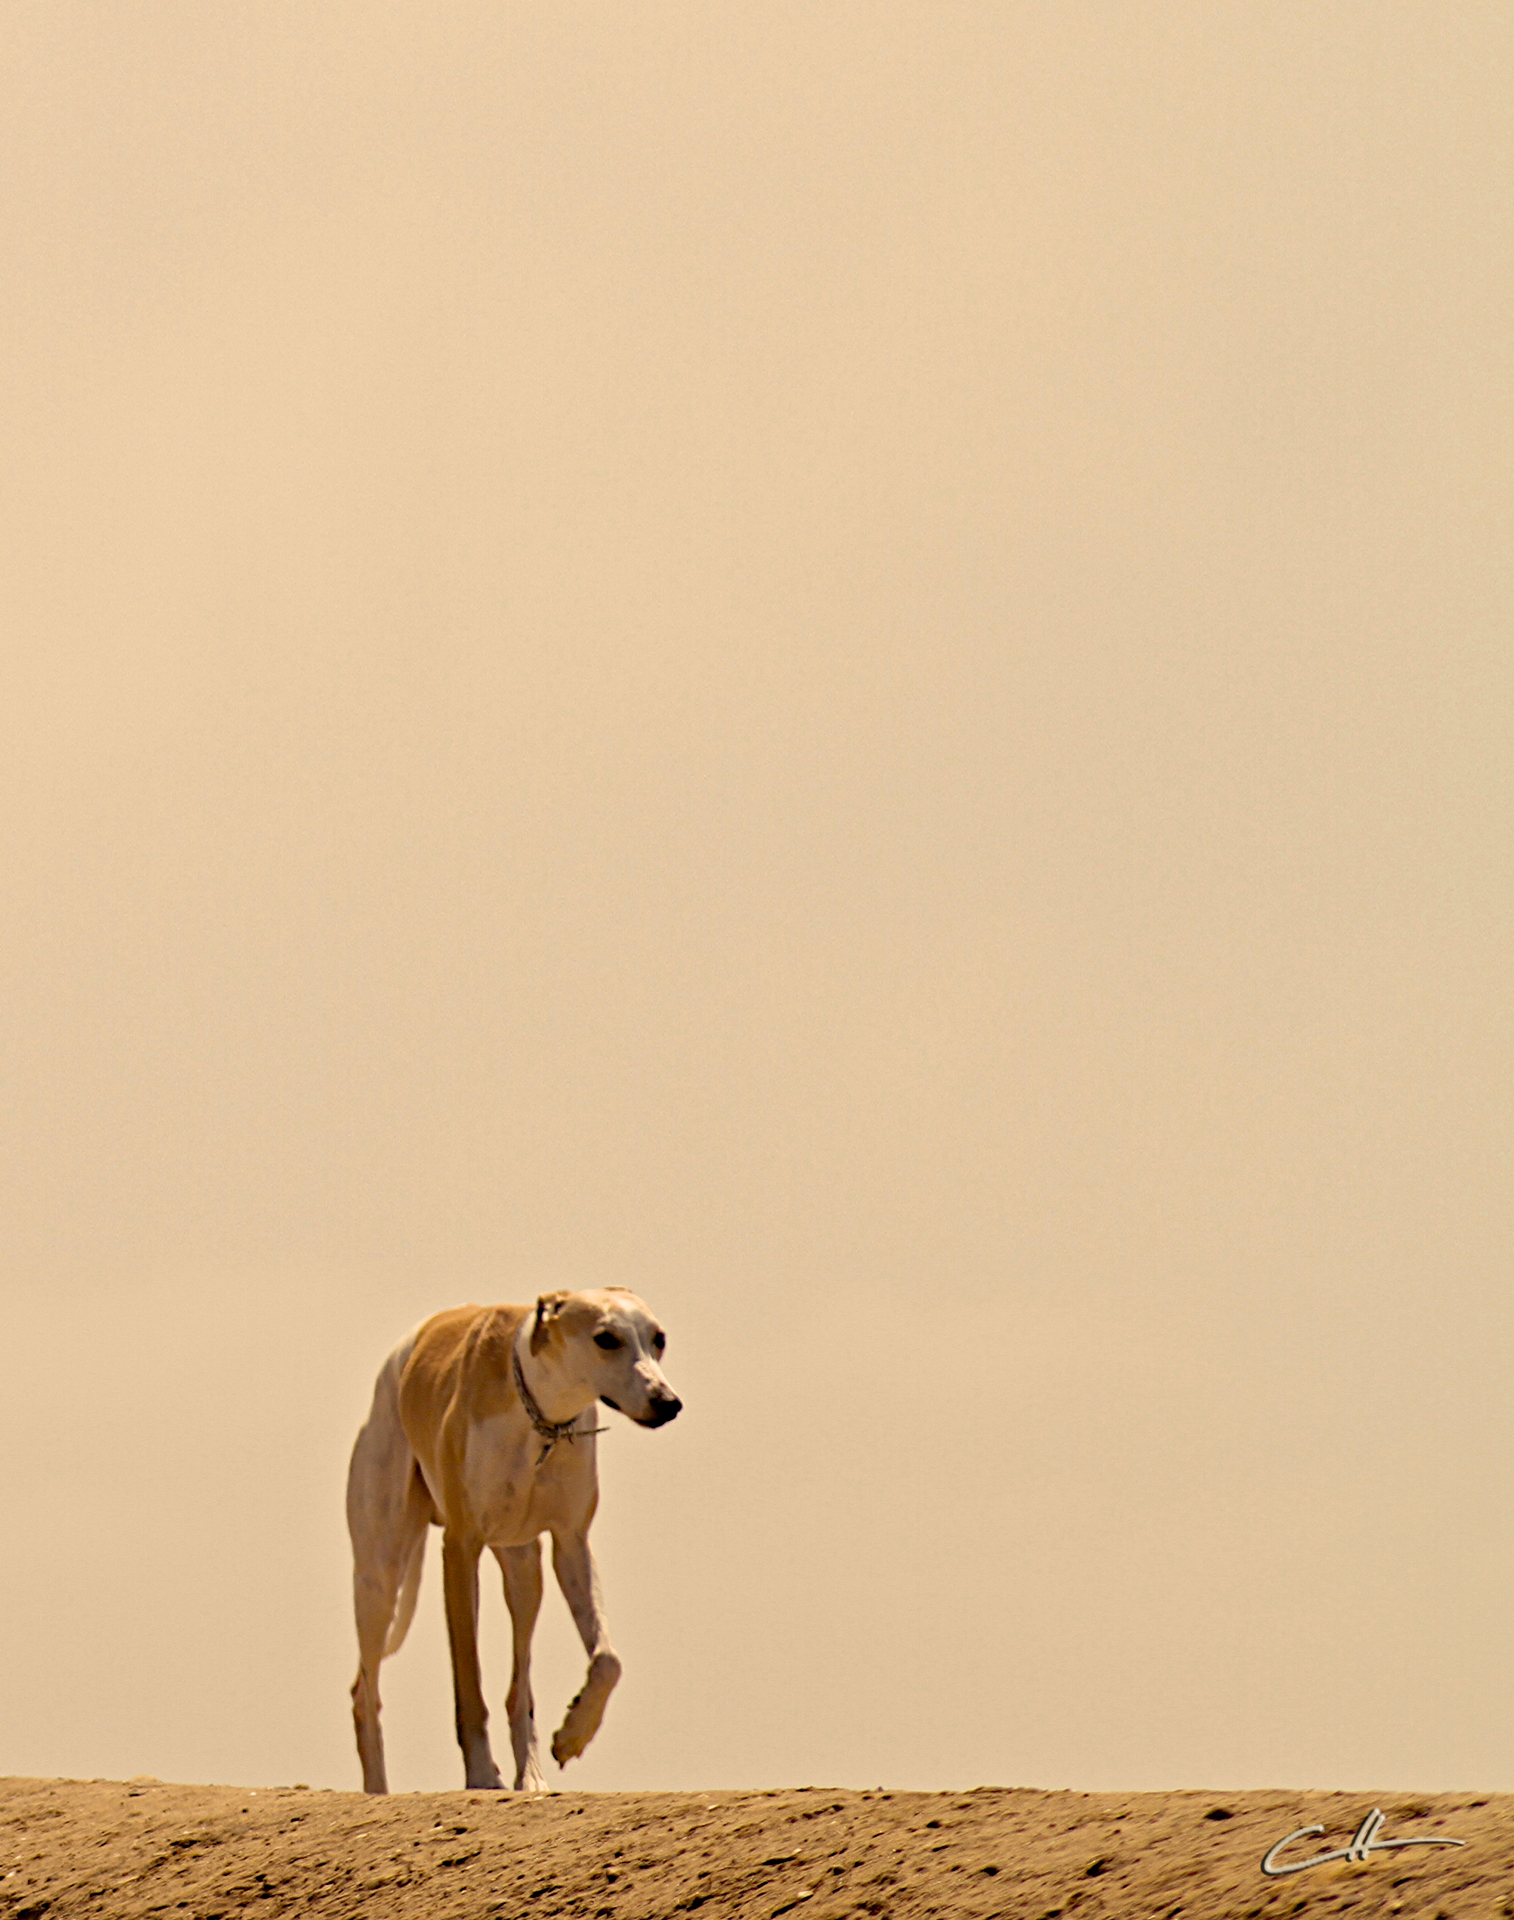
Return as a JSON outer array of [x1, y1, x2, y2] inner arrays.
[[530, 1290, 572, 1354]]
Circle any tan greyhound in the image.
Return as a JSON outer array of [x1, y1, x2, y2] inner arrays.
[[346, 1287, 681, 1794]]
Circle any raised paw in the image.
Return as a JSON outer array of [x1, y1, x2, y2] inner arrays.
[[551, 1651, 622, 1766]]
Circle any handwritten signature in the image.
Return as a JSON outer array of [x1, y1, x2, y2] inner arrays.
[[1261, 1807, 1466, 1877]]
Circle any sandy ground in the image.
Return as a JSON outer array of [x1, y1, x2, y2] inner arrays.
[[0, 1778, 1506, 1920]]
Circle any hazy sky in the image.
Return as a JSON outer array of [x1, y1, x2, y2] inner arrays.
[[2, 2, 1510, 1796]]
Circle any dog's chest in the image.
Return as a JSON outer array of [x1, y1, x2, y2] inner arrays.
[[461, 1412, 594, 1543]]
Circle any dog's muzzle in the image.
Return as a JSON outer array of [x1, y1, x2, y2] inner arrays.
[[602, 1391, 682, 1428]]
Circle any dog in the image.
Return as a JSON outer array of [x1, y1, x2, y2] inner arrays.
[[346, 1287, 681, 1793]]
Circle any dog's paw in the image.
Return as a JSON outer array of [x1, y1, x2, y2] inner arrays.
[[551, 1700, 600, 1766], [552, 1652, 622, 1765]]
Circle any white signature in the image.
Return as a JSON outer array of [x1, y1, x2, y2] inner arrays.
[[1261, 1807, 1466, 1877]]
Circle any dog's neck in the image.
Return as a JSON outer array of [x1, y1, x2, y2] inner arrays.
[[511, 1322, 594, 1430]]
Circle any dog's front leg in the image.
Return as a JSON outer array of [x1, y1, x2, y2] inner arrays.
[[548, 1530, 623, 1768], [495, 1540, 549, 1792], [441, 1530, 503, 1789]]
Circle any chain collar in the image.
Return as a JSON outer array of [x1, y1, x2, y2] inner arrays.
[[512, 1342, 606, 1466]]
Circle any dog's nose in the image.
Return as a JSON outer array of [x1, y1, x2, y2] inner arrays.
[[650, 1395, 682, 1427]]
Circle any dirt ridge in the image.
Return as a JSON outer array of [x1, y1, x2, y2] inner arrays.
[[0, 1777, 1506, 1919]]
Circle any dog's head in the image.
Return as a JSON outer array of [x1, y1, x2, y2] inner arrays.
[[529, 1287, 682, 1428]]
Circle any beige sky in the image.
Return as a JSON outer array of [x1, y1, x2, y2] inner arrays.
[[1, 2, 1510, 1795]]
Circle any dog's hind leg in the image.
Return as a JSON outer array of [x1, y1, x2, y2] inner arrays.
[[548, 1532, 623, 1768], [351, 1561, 399, 1795], [347, 1345, 431, 1794], [495, 1540, 549, 1792], [442, 1530, 504, 1789]]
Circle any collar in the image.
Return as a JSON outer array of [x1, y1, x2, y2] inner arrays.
[[511, 1340, 603, 1466]]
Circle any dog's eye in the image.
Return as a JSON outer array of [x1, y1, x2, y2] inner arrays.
[[652, 1331, 666, 1353], [593, 1331, 623, 1351]]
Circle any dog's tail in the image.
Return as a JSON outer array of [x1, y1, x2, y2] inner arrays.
[[382, 1522, 427, 1658]]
